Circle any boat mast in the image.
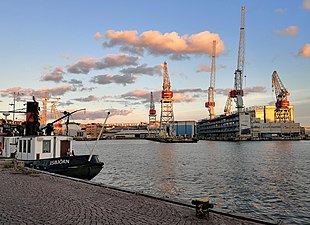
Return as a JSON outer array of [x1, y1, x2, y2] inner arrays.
[[88, 112, 110, 161]]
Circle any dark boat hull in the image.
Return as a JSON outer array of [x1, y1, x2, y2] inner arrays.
[[24, 155, 103, 180]]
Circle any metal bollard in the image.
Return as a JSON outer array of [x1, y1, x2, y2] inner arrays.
[[191, 198, 214, 219]]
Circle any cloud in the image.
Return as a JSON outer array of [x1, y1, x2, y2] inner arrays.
[[215, 86, 266, 96], [304, 0, 310, 9], [93, 32, 102, 40], [72, 95, 98, 102], [275, 8, 287, 13], [41, 66, 65, 83], [1, 86, 73, 99], [273, 26, 299, 36], [0, 87, 33, 97], [197, 64, 227, 73], [298, 43, 310, 58], [67, 54, 139, 74], [197, 64, 211, 73], [74, 109, 133, 120], [66, 79, 83, 85], [103, 30, 225, 59], [173, 93, 195, 103], [90, 74, 137, 86], [119, 45, 144, 56], [121, 88, 200, 105], [120, 64, 162, 76], [34, 86, 72, 97], [243, 86, 267, 95]]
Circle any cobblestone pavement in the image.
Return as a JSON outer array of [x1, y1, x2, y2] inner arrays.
[[0, 168, 272, 225]]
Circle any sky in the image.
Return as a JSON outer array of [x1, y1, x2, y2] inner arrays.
[[0, 0, 309, 125]]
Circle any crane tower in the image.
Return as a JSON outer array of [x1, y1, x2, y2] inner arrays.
[[149, 92, 156, 124], [230, 6, 246, 113], [205, 40, 217, 119], [272, 70, 291, 122], [159, 62, 175, 138]]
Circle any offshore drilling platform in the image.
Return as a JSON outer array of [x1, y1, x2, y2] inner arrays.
[[197, 6, 301, 141]]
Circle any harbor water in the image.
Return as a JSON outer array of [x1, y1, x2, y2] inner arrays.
[[74, 140, 310, 225]]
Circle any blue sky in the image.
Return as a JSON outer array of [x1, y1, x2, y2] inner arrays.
[[0, 0, 309, 125]]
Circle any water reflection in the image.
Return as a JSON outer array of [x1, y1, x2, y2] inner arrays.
[[155, 143, 178, 197]]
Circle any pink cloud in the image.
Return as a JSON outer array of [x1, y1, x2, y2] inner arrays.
[[93, 32, 102, 40], [104, 30, 225, 57], [273, 26, 299, 36], [173, 93, 195, 103], [304, 0, 310, 9], [41, 66, 65, 83], [298, 43, 310, 58]]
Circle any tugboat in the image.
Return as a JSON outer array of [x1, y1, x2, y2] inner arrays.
[[0, 100, 104, 180]]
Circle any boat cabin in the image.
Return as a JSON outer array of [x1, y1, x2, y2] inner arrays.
[[1, 135, 73, 161]]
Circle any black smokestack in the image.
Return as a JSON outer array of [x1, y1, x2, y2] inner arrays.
[[26, 102, 40, 135]]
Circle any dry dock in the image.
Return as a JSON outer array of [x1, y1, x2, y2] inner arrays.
[[0, 166, 277, 224]]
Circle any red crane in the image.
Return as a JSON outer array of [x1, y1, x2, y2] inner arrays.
[[159, 62, 175, 138], [149, 92, 156, 125]]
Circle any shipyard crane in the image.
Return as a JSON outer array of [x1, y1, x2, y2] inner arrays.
[[229, 6, 246, 113], [205, 40, 217, 119], [159, 62, 175, 138], [149, 92, 157, 125], [271, 70, 291, 122], [39, 93, 61, 125], [51, 101, 63, 133], [224, 94, 233, 115]]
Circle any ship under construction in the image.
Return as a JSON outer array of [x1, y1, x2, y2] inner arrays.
[[197, 6, 301, 141]]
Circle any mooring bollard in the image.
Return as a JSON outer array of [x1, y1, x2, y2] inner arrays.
[[191, 198, 214, 219]]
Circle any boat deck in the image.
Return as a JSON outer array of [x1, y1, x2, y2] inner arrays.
[[0, 166, 278, 225]]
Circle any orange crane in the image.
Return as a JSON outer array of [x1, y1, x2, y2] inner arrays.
[[229, 6, 246, 113], [205, 40, 217, 119], [39, 93, 61, 125], [159, 62, 175, 138], [271, 71, 291, 122]]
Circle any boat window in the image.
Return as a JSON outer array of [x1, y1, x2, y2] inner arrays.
[[42, 140, 51, 153], [19, 140, 22, 152], [23, 140, 27, 153], [27, 140, 31, 153]]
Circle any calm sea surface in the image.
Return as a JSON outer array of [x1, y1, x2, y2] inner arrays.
[[74, 140, 310, 225]]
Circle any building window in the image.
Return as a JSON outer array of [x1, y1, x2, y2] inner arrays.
[[42, 140, 51, 153], [23, 140, 27, 153], [27, 140, 31, 153], [19, 140, 22, 152]]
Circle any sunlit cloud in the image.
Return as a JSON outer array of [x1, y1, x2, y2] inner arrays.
[[103, 30, 225, 59], [120, 64, 162, 76], [72, 95, 99, 102], [93, 32, 102, 40], [215, 86, 267, 96], [90, 74, 137, 86], [275, 8, 287, 13], [298, 43, 310, 58], [273, 26, 299, 36], [41, 66, 65, 83], [304, 0, 310, 9], [196, 64, 227, 73], [197, 64, 211, 73], [34, 86, 72, 97], [67, 54, 139, 74], [73, 109, 133, 120]]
